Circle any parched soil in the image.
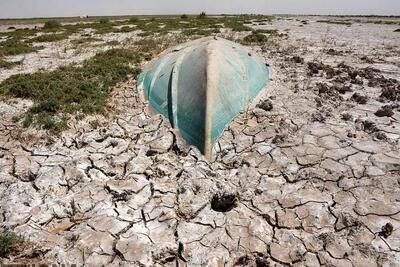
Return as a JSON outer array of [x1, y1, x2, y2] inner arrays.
[[0, 16, 399, 266]]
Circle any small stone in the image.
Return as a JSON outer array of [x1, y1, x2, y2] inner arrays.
[[270, 243, 291, 264], [149, 131, 174, 153]]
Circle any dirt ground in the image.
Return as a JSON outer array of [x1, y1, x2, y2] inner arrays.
[[1, 16, 399, 266]]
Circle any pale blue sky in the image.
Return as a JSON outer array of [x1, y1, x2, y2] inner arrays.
[[1, 0, 399, 19]]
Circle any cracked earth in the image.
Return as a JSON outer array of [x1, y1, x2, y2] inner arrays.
[[1, 16, 400, 266]]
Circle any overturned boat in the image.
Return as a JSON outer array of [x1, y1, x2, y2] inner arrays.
[[137, 37, 269, 159]]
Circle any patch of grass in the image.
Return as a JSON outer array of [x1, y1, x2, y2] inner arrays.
[[71, 37, 102, 45], [0, 37, 38, 57], [0, 230, 23, 257], [116, 15, 272, 36], [0, 58, 22, 69], [134, 38, 162, 56], [43, 20, 62, 30], [224, 19, 252, 32], [118, 26, 137, 33], [105, 40, 120, 46], [352, 19, 400, 25], [242, 32, 268, 44], [182, 28, 220, 36], [99, 18, 111, 24], [252, 29, 278, 35], [129, 17, 139, 23], [29, 33, 69, 43], [0, 48, 141, 132], [317, 20, 352, 26]]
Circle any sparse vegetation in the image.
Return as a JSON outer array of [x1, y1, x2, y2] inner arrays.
[[252, 29, 278, 35], [0, 48, 141, 131], [0, 58, 22, 69], [43, 20, 62, 30], [0, 15, 278, 132], [0, 34, 184, 132], [71, 37, 103, 45], [129, 17, 139, 23], [317, 20, 352, 26], [0, 230, 23, 258], [182, 27, 220, 36], [99, 18, 110, 24], [105, 40, 121, 46], [243, 32, 268, 44], [0, 37, 38, 57], [29, 33, 69, 43], [119, 25, 137, 32]]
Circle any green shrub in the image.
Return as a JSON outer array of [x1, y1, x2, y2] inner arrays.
[[224, 19, 252, 32], [129, 17, 139, 23], [317, 20, 352, 26], [99, 18, 110, 24], [252, 29, 278, 35], [43, 20, 62, 30], [243, 32, 268, 44], [0, 231, 22, 257], [0, 38, 38, 57], [106, 40, 120, 46], [29, 33, 68, 43], [0, 59, 22, 69], [118, 26, 136, 33], [181, 14, 188, 19]]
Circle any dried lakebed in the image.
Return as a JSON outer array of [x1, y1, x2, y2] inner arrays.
[[0, 16, 400, 266]]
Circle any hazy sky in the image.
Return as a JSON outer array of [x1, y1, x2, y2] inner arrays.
[[1, 0, 399, 19]]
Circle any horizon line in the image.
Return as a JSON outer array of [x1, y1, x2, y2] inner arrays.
[[1, 13, 399, 20]]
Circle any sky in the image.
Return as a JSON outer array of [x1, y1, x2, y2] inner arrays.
[[0, 0, 399, 19]]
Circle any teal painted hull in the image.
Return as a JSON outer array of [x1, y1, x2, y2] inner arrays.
[[137, 37, 269, 158]]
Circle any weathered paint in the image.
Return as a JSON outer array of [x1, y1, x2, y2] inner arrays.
[[137, 37, 269, 159]]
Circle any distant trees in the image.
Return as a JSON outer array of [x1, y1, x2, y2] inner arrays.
[[181, 14, 188, 19], [198, 12, 206, 19]]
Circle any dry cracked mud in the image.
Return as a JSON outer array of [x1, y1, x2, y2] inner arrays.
[[1, 16, 400, 266]]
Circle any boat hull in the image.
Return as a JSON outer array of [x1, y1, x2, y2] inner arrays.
[[137, 37, 269, 159]]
